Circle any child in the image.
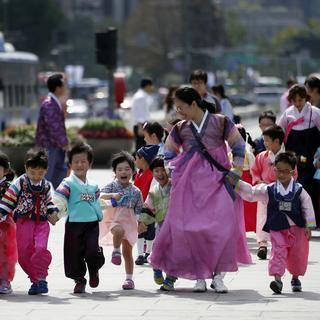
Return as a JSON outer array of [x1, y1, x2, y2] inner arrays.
[[0, 148, 59, 295], [253, 111, 276, 155], [234, 152, 315, 294], [143, 122, 165, 156], [142, 157, 173, 290], [54, 142, 105, 294], [251, 125, 293, 260], [0, 152, 17, 294], [235, 124, 257, 232], [100, 151, 145, 290], [134, 144, 159, 265]]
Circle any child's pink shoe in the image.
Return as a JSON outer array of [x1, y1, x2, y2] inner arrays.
[[122, 279, 135, 290], [111, 251, 121, 265]]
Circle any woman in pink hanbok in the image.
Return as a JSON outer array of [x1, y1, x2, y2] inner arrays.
[[150, 87, 251, 293]]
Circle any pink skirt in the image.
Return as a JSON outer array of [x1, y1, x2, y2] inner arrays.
[[99, 207, 138, 247]]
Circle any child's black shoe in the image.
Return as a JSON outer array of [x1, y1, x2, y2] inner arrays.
[[291, 278, 302, 292], [270, 280, 283, 294], [135, 255, 145, 265]]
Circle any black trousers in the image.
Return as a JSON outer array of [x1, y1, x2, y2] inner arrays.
[[64, 220, 105, 284]]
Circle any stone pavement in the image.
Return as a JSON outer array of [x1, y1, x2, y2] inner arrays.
[[1, 169, 320, 320]]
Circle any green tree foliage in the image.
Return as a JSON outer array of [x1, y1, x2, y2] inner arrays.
[[0, 0, 66, 57]]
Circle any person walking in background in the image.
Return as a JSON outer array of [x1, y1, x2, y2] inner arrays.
[[190, 69, 221, 113], [164, 85, 179, 125], [279, 84, 320, 227], [54, 142, 105, 294], [35, 73, 69, 189], [234, 152, 315, 294], [280, 77, 297, 115], [305, 75, 320, 109], [0, 148, 59, 295], [0, 152, 17, 294], [212, 84, 234, 120], [131, 78, 154, 151]]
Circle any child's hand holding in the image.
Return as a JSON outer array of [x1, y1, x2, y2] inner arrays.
[[48, 213, 59, 225], [138, 222, 147, 234], [305, 227, 311, 240]]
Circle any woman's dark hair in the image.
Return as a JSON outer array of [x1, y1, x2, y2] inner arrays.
[[111, 151, 135, 172], [175, 87, 216, 113], [258, 110, 276, 124], [140, 78, 153, 88], [143, 121, 164, 142], [262, 125, 285, 145], [68, 142, 93, 164], [275, 151, 297, 170], [149, 156, 165, 171], [212, 84, 227, 99], [47, 73, 64, 93], [165, 85, 179, 113], [304, 75, 320, 93], [288, 84, 308, 101], [189, 69, 208, 84], [237, 126, 255, 149], [0, 152, 14, 181], [25, 148, 48, 169]]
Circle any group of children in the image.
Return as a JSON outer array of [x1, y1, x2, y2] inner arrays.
[[0, 93, 318, 295]]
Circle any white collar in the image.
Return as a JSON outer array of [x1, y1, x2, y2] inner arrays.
[[268, 144, 285, 163], [191, 110, 209, 133], [48, 92, 62, 109], [276, 177, 294, 196], [72, 173, 88, 185]]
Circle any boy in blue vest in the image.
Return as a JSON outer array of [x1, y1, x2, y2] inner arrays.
[[233, 152, 316, 294], [54, 142, 105, 294]]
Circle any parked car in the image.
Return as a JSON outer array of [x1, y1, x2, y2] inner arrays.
[[66, 99, 89, 118]]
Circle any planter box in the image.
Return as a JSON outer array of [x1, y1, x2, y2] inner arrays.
[[86, 138, 134, 167], [1, 146, 33, 176]]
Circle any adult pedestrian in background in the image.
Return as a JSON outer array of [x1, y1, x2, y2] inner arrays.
[[280, 77, 297, 115], [190, 69, 221, 113], [212, 84, 234, 120], [131, 78, 154, 151], [305, 75, 320, 109], [35, 73, 69, 189]]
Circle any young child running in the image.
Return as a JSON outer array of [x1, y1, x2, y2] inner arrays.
[[234, 152, 315, 294], [0, 148, 59, 295], [100, 151, 145, 290], [141, 156, 173, 289], [251, 125, 297, 260], [54, 142, 105, 294], [0, 152, 17, 294], [134, 144, 159, 265]]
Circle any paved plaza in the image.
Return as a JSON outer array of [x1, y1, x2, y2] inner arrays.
[[1, 169, 320, 320]]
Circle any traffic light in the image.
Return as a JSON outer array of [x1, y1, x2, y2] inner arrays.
[[95, 28, 117, 69]]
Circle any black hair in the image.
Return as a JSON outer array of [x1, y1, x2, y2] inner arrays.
[[275, 151, 297, 170], [212, 84, 227, 99], [189, 69, 208, 84], [287, 77, 297, 88], [68, 142, 93, 164], [288, 84, 308, 101], [140, 78, 153, 89], [143, 122, 164, 141], [165, 85, 179, 113], [304, 75, 320, 93], [149, 156, 165, 171], [175, 87, 216, 113], [237, 126, 256, 149], [262, 125, 285, 145], [0, 152, 14, 181], [47, 73, 64, 93], [25, 148, 48, 169], [258, 110, 276, 124], [111, 151, 135, 172]]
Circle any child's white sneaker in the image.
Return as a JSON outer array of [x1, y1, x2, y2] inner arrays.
[[211, 274, 228, 293], [193, 279, 207, 292]]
